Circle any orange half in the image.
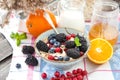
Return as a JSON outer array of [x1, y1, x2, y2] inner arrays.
[[87, 38, 113, 64]]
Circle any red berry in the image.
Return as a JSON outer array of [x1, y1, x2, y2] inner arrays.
[[61, 74, 66, 78], [77, 68, 82, 73], [48, 55, 54, 60], [54, 71, 60, 77], [66, 72, 72, 77], [66, 35, 71, 40], [72, 77, 78, 80], [70, 34, 76, 38], [41, 72, 47, 79], [59, 77, 65, 80], [50, 77, 55, 80], [72, 70, 77, 74], [77, 75, 83, 80], [82, 70, 87, 76], [55, 47, 62, 53], [80, 52, 84, 56]]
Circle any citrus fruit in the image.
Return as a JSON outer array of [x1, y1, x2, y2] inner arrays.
[[87, 38, 113, 64], [26, 9, 57, 38]]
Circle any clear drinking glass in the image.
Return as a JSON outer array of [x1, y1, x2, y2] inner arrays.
[[57, 0, 86, 33], [89, 1, 119, 45]]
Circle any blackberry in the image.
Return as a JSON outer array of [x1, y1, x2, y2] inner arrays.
[[79, 43, 88, 53], [66, 48, 80, 59], [36, 40, 49, 52], [55, 33, 66, 42], [25, 54, 38, 66], [65, 41, 76, 49], [22, 45, 35, 54], [48, 33, 56, 41], [76, 34, 87, 43]]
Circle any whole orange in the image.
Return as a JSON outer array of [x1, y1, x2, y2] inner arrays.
[[26, 9, 57, 38]]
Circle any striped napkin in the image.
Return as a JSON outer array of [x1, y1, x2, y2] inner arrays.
[[6, 12, 120, 80]]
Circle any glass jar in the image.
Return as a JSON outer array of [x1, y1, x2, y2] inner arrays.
[[57, 0, 86, 33], [89, 1, 119, 45]]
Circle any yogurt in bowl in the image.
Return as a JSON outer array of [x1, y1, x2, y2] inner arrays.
[[35, 27, 89, 70]]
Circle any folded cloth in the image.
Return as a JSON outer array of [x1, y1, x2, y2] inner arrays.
[[6, 12, 120, 80]]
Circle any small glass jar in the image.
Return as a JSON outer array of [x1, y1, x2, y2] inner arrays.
[[57, 0, 86, 33], [89, 1, 119, 45]]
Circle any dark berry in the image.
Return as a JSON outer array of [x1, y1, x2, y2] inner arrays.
[[55, 33, 66, 42], [41, 72, 47, 79], [64, 56, 70, 61], [66, 49, 80, 59], [25, 54, 38, 66], [48, 55, 54, 60], [49, 38, 56, 44], [54, 71, 60, 77], [76, 34, 87, 43], [65, 41, 76, 49], [16, 63, 21, 69], [54, 41, 60, 47], [48, 33, 57, 41], [58, 56, 63, 61], [36, 40, 49, 52], [79, 43, 88, 53], [22, 45, 35, 54], [48, 47, 55, 53]]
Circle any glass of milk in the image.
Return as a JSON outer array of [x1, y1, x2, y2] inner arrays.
[[57, 0, 86, 33]]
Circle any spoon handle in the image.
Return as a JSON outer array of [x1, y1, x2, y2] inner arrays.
[[44, 10, 59, 34]]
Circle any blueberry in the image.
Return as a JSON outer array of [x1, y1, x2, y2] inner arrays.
[[64, 56, 70, 61], [58, 56, 63, 61], [48, 47, 55, 53], [54, 41, 60, 47], [49, 38, 56, 44], [16, 63, 21, 69]]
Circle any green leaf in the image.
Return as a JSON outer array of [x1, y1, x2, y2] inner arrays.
[[16, 39, 21, 46], [19, 33, 27, 39], [10, 32, 16, 39], [15, 32, 20, 39], [74, 37, 81, 47]]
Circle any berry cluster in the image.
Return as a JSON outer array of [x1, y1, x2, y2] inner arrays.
[[41, 68, 87, 80], [36, 33, 88, 61]]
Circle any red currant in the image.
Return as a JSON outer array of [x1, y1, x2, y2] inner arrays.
[[48, 55, 54, 60], [41, 72, 47, 79], [66, 35, 71, 40], [72, 70, 77, 74], [70, 34, 76, 38], [61, 74, 66, 78], [82, 70, 87, 76], [55, 47, 62, 53], [77, 75, 83, 80], [77, 68, 82, 73], [72, 77, 78, 80], [66, 72, 72, 77], [50, 77, 55, 80], [54, 71, 60, 77]]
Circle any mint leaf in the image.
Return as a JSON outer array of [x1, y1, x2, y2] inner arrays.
[[19, 33, 27, 39], [10, 32, 16, 39], [74, 37, 81, 47], [16, 39, 21, 46]]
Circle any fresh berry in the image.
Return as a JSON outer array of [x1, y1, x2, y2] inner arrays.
[[41, 72, 47, 79], [48, 47, 55, 53], [48, 55, 54, 60], [72, 70, 77, 74], [82, 70, 87, 76], [54, 71, 60, 77], [66, 72, 72, 77], [66, 49, 80, 59], [16, 63, 21, 69], [54, 41, 60, 47], [50, 77, 55, 80], [36, 40, 49, 52], [55, 33, 66, 42], [49, 38, 56, 44], [66, 35, 71, 40], [58, 56, 63, 61], [70, 34, 76, 38], [22, 45, 35, 54], [64, 56, 70, 61], [60, 74, 66, 78], [77, 68, 82, 73], [65, 41, 76, 49], [48, 33, 57, 41], [25, 54, 38, 66], [72, 77, 78, 80], [77, 75, 83, 80], [76, 34, 87, 43], [79, 43, 88, 53], [55, 47, 62, 53]]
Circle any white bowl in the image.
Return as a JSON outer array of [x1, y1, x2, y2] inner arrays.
[[35, 27, 89, 70]]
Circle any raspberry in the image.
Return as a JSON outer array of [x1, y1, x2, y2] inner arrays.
[[41, 72, 47, 79], [65, 41, 76, 49], [55, 47, 62, 53], [54, 71, 60, 78], [16, 63, 21, 69], [25, 54, 38, 66], [22, 45, 35, 54], [36, 40, 49, 52], [48, 55, 54, 60], [66, 49, 80, 59], [55, 33, 66, 42]]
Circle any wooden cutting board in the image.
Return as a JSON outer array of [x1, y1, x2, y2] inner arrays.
[[0, 33, 13, 61]]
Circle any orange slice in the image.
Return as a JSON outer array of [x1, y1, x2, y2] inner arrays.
[[87, 38, 113, 64]]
